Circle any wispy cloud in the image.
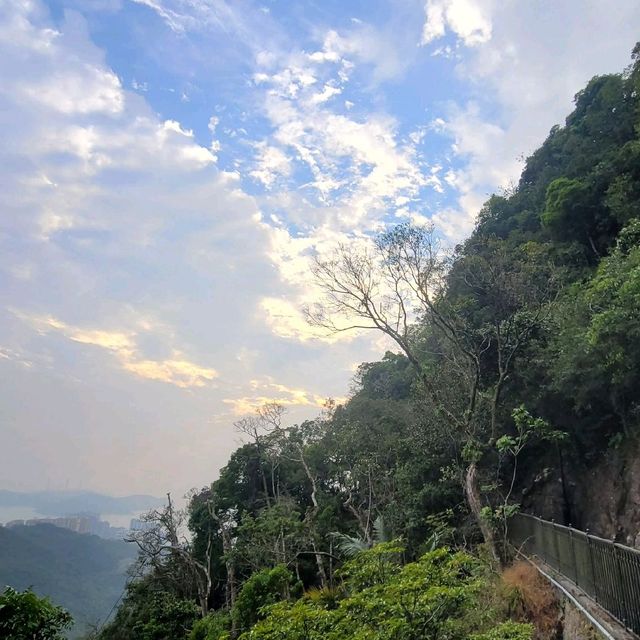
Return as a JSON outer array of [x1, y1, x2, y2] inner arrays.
[[252, 40, 432, 217], [12, 310, 217, 388]]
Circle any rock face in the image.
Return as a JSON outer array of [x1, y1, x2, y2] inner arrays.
[[521, 439, 640, 546], [574, 439, 640, 546], [561, 603, 599, 640]]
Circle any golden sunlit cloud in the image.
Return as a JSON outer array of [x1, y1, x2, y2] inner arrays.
[[223, 378, 346, 415], [123, 358, 217, 389], [260, 296, 354, 343], [12, 310, 217, 389]]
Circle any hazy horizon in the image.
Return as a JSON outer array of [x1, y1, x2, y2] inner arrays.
[[0, 489, 167, 528]]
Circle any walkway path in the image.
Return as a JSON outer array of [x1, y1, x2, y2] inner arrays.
[[509, 513, 640, 639]]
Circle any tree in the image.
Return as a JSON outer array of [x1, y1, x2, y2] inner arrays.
[[542, 177, 603, 258], [126, 494, 215, 617], [233, 500, 308, 574], [232, 565, 301, 634], [189, 486, 237, 615], [550, 219, 640, 437], [330, 514, 390, 558], [241, 545, 533, 640], [277, 419, 330, 588], [189, 610, 231, 640], [234, 404, 287, 507], [307, 224, 558, 561], [98, 581, 199, 640], [490, 407, 566, 557], [0, 587, 72, 640]]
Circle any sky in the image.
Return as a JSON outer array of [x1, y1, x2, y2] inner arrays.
[[1, 0, 639, 497]]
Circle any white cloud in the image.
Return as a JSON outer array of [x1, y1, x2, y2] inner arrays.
[[1, 5, 125, 116], [421, 0, 493, 47], [256, 58, 432, 225], [307, 82, 342, 106], [24, 66, 124, 115], [308, 24, 415, 83], [259, 297, 339, 343], [423, 0, 640, 239], [131, 0, 277, 59], [250, 142, 292, 188]]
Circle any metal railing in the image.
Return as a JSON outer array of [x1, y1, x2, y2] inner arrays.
[[508, 513, 640, 636]]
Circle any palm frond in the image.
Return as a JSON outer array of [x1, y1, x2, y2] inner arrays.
[[329, 532, 369, 558], [372, 515, 390, 544]]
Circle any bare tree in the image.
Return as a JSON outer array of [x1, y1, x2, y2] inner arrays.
[[243, 403, 330, 587], [284, 425, 329, 587], [306, 223, 558, 561], [126, 493, 213, 616], [234, 404, 286, 507], [198, 490, 238, 634]]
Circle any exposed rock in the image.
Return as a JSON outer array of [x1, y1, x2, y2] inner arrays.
[[522, 438, 640, 545], [561, 602, 600, 640]]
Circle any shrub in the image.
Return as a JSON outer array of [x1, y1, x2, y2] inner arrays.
[[189, 610, 231, 640], [502, 561, 560, 639], [0, 587, 73, 640]]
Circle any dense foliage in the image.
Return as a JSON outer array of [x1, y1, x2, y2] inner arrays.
[[97, 45, 640, 640], [0, 524, 135, 638], [0, 587, 73, 640], [241, 545, 532, 640], [99, 583, 200, 640]]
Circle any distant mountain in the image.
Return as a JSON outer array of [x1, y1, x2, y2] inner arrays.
[[0, 490, 164, 516], [0, 523, 137, 638]]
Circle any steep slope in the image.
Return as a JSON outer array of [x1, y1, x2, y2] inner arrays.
[[0, 524, 136, 637]]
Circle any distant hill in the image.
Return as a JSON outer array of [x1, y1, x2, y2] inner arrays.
[[0, 524, 137, 638], [0, 490, 164, 516]]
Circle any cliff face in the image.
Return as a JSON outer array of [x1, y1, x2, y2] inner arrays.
[[522, 439, 640, 546], [574, 440, 640, 546]]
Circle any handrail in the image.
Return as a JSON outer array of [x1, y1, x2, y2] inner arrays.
[[508, 513, 640, 637], [515, 552, 615, 640]]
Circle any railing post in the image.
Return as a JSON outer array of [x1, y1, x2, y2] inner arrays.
[[614, 544, 627, 627], [569, 524, 578, 586], [586, 529, 598, 603], [551, 520, 560, 572], [539, 516, 544, 561]]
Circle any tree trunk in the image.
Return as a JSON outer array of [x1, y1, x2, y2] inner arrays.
[[260, 463, 271, 508], [200, 594, 209, 617], [221, 526, 237, 611], [311, 541, 328, 588], [296, 445, 328, 588], [490, 373, 506, 445], [464, 462, 499, 563]]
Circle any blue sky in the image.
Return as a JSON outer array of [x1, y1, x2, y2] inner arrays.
[[1, 0, 638, 496]]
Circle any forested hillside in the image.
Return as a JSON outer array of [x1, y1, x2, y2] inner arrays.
[[0, 524, 135, 638], [96, 45, 640, 640]]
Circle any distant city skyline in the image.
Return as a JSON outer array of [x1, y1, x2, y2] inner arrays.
[[3, 514, 129, 539]]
